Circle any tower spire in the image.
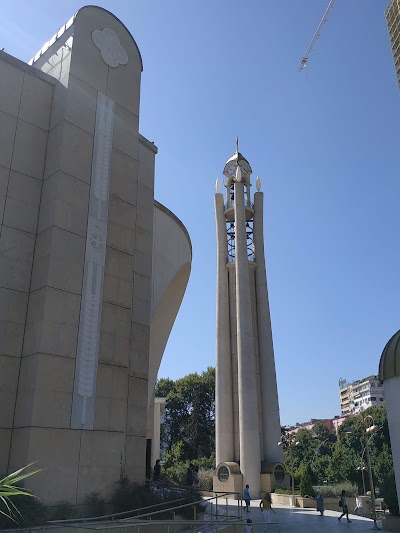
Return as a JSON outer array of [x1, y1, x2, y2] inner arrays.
[[214, 145, 284, 496]]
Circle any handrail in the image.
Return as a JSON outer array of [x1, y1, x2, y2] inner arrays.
[[46, 497, 190, 524], [47, 491, 242, 525], [60, 519, 281, 531]]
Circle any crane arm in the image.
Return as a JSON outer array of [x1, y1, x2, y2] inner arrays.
[[299, 0, 337, 72]]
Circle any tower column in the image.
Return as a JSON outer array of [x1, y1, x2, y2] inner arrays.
[[253, 192, 283, 463], [214, 193, 234, 465], [234, 181, 261, 493]]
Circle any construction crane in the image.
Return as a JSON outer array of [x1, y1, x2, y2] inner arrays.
[[298, 0, 337, 72]]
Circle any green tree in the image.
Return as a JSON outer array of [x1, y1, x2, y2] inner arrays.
[[299, 464, 315, 497], [155, 368, 215, 462]]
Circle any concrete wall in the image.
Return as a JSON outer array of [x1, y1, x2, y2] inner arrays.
[[0, 6, 191, 505], [0, 50, 56, 481]]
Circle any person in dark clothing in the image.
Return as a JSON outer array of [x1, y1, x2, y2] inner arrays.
[[338, 490, 351, 523], [153, 459, 161, 481], [186, 464, 194, 486]]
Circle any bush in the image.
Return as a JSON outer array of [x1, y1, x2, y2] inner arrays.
[[0, 495, 48, 528], [84, 491, 105, 517], [163, 457, 215, 487], [198, 469, 213, 491], [274, 488, 300, 495], [49, 500, 78, 520], [111, 477, 161, 515], [384, 472, 399, 516], [313, 482, 358, 498]]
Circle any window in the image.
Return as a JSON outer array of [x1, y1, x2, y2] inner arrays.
[[217, 465, 229, 482], [370, 397, 377, 402], [274, 464, 285, 483]]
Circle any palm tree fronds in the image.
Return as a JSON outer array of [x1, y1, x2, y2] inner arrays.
[[0, 464, 42, 523]]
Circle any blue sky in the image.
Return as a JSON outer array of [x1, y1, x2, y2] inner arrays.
[[2, 1, 399, 426]]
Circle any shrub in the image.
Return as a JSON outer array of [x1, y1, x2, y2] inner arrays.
[[199, 469, 213, 491], [49, 500, 78, 520], [313, 482, 357, 498], [384, 472, 399, 516], [274, 488, 300, 495], [84, 491, 105, 517], [0, 495, 47, 528], [111, 477, 161, 515], [163, 457, 215, 487]]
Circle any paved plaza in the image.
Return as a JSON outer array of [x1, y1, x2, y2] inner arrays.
[[242, 502, 383, 532]]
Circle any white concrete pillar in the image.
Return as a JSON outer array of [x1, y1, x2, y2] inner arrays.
[[253, 192, 283, 464], [382, 376, 400, 510], [214, 193, 234, 465], [234, 181, 261, 494]]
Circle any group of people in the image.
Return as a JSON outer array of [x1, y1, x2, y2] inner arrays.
[[186, 463, 200, 488], [243, 485, 274, 527], [316, 489, 364, 522], [245, 486, 365, 527]]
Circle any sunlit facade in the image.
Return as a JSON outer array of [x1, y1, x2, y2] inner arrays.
[[339, 375, 385, 416], [386, 0, 400, 89]]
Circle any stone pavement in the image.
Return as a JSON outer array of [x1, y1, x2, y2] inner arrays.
[[230, 501, 383, 532]]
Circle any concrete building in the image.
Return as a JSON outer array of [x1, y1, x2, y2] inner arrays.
[[386, 0, 400, 89], [339, 375, 385, 417], [0, 6, 191, 504], [286, 416, 346, 436], [379, 330, 400, 515], [213, 145, 284, 498]]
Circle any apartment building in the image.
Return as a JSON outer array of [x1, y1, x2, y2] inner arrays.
[[339, 375, 385, 416], [386, 0, 400, 89]]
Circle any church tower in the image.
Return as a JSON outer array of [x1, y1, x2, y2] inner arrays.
[[213, 142, 285, 496]]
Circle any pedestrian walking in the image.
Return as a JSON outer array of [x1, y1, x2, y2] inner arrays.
[[338, 490, 351, 523], [243, 484, 251, 513], [354, 494, 363, 516], [259, 492, 273, 525], [193, 465, 200, 489], [316, 490, 324, 516]]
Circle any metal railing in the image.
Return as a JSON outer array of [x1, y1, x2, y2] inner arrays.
[[55, 518, 281, 533], [47, 490, 245, 533]]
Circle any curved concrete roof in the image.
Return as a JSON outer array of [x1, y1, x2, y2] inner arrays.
[[379, 329, 400, 382], [148, 201, 192, 405], [29, 5, 143, 71]]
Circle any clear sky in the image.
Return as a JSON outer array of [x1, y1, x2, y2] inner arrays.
[[2, 0, 399, 427]]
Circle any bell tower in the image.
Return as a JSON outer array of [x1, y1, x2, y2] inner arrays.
[[214, 141, 284, 496]]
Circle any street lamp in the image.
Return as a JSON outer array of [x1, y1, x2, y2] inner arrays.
[[364, 416, 380, 530], [310, 437, 330, 467], [356, 453, 367, 496], [344, 415, 380, 530], [278, 434, 299, 508]]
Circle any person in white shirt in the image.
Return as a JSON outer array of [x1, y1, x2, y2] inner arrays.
[[354, 494, 363, 516]]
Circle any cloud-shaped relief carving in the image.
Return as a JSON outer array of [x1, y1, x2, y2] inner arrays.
[[91, 28, 128, 68]]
